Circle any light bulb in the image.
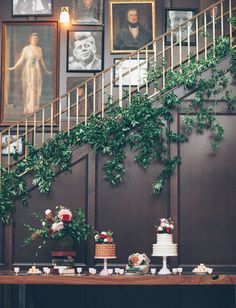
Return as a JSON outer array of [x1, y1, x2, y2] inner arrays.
[[60, 7, 70, 24]]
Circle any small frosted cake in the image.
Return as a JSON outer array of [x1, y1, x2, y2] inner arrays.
[[152, 218, 177, 257], [94, 231, 116, 258], [126, 253, 150, 274]]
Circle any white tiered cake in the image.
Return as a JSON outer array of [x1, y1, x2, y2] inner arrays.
[[152, 218, 178, 275], [152, 233, 177, 256]]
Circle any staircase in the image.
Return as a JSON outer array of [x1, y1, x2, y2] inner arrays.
[[0, 0, 235, 176]]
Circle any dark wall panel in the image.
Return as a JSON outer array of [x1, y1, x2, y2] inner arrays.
[[96, 148, 169, 264], [0, 224, 3, 265], [179, 116, 236, 267], [13, 156, 88, 266]]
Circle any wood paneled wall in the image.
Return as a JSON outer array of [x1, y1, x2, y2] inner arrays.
[[1, 0, 236, 307]]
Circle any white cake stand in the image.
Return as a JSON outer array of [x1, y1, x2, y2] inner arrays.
[[152, 254, 177, 275], [94, 257, 116, 276]]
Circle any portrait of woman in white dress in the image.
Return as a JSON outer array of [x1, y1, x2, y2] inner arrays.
[[2, 22, 57, 123], [9, 32, 51, 114]]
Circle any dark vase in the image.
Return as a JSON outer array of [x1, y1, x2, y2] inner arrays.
[[51, 238, 75, 251]]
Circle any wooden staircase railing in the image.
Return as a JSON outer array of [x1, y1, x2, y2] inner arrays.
[[0, 0, 235, 171]]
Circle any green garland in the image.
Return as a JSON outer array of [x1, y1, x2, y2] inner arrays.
[[0, 36, 235, 224]]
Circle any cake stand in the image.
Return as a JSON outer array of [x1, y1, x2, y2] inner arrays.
[[94, 257, 116, 276], [152, 253, 177, 275]]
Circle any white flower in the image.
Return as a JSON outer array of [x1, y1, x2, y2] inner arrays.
[[170, 224, 174, 229], [160, 218, 167, 223], [160, 222, 166, 227], [166, 223, 170, 228], [42, 221, 46, 227], [103, 238, 108, 242], [45, 209, 51, 216], [95, 234, 99, 240], [51, 222, 64, 232], [101, 231, 107, 235], [158, 226, 163, 231]]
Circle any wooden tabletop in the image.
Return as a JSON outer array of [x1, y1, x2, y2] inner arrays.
[[0, 273, 236, 285]]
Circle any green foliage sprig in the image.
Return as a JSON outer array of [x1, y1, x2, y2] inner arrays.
[[0, 35, 235, 223]]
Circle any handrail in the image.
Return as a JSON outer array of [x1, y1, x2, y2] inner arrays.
[[1, 0, 235, 171]]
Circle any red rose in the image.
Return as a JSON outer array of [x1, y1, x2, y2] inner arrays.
[[61, 214, 71, 222], [166, 227, 171, 233], [100, 234, 107, 239]]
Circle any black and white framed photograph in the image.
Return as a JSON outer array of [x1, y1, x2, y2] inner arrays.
[[72, 0, 104, 25], [114, 58, 148, 87], [2, 135, 24, 156], [110, 0, 156, 53], [12, 0, 53, 16], [67, 29, 103, 73], [165, 8, 197, 45]]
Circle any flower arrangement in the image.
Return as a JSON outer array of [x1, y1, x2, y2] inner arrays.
[[156, 218, 174, 234], [94, 230, 113, 244], [24, 206, 91, 245], [128, 253, 150, 268]]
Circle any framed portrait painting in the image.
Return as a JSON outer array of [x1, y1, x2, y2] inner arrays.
[[165, 8, 197, 45], [110, 0, 156, 54], [114, 58, 148, 87], [67, 29, 103, 73], [72, 0, 104, 25], [1, 21, 58, 124], [12, 0, 53, 16]]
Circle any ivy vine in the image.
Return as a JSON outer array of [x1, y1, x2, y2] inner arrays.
[[0, 35, 236, 224]]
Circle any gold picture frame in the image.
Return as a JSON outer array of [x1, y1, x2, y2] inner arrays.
[[109, 0, 156, 54]]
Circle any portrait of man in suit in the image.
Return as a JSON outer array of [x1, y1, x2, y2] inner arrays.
[[68, 31, 103, 72], [110, 1, 156, 53]]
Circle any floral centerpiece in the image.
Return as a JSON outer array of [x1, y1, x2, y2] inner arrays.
[[156, 218, 174, 234], [126, 253, 150, 274], [94, 230, 114, 244], [24, 206, 92, 249]]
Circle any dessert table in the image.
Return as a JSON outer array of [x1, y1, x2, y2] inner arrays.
[[0, 271, 236, 285], [1, 272, 236, 308]]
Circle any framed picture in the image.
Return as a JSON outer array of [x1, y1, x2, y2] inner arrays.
[[12, 0, 53, 16], [2, 135, 24, 155], [165, 8, 197, 45], [1, 21, 58, 124], [114, 58, 148, 87], [67, 77, 94, 117], [67, 29, 103, 73], [110, 0, 156, 53], [72, 0, 104, 25]]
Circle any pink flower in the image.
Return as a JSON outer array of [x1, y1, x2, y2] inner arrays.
[[45, 209, 52, 216], [130, 256, 139, 265], [51, 222, 64, 232], [107, 236, 113, 243], [58, 208, 72, 222]]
